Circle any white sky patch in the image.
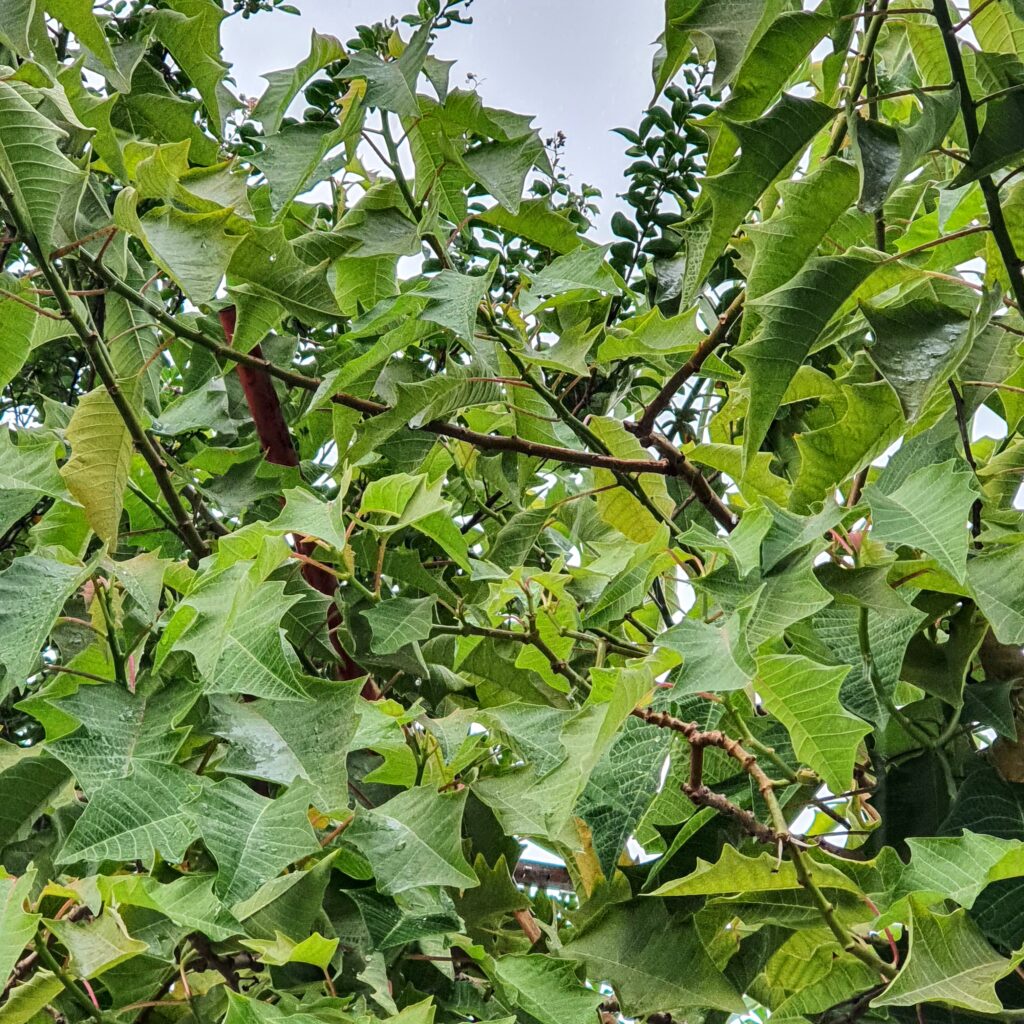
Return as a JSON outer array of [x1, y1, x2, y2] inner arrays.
[[222, 0, 662, 232]]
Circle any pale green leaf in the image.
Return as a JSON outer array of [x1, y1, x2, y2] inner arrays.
[[59, 386, 133, 545], [865, 460, 977, 583], [45, 909, 147, 978], [0, 869, 39, 989], [0, 555, 81, 702], [650, 846, 858, 898], [344, 786, 478, 895], [0, 972, 63, 1024], [756, 653, 869, 794], [195, 779, 319, 905], [57, 761, 203, 865], [0, 80, 85, 252], [489, 954, 605, 1024], [874, 900, 1024, 1012], [243, 931, 338, 969]]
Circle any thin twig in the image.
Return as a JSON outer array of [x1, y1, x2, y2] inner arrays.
[[0, 173, 209, 560], [931, 0, 1024, 312], [635, 292, 745, 440], [948, 380, 983, 540]]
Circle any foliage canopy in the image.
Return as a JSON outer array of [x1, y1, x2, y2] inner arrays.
[[7, 1, 1024, 1022]]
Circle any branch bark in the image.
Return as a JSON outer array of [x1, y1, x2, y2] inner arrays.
[[217, 307, 363, 683], [634, 291, 745, 442], [931, 0, 1024, 311], [0, 177, 209, 561]]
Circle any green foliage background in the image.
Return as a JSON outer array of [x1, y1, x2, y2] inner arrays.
[[5, 1, 1024, 1022]]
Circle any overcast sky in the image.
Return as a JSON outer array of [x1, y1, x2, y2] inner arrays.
[[222, 1, 664, 234]]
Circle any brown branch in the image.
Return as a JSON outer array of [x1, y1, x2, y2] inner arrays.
[[82, 258, 678, 478], [948, 380, 983, 541], [634, 705, 896, 976], [512, 908, 542, 945], [0, 177, 209, 561], [513, 862, 571, 888], [640, 429, 737, 531], [631, 707, 773, 790], [931, 0, 1024, 312], [634, 292, 745, 441], [218, 307, 363, 684]]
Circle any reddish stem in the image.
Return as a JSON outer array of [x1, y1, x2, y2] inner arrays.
[[218, 307, 364, 684]]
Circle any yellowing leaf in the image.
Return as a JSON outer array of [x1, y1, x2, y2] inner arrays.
[[60, 387, 133, 546]]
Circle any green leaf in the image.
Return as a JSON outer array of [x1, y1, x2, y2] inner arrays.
[[0, 80, 85, 252], [560, 901, 744, 1015], [45, 909, 147, 978], [57, 761, 203, 865], [344, 786, 477, 895], [420, 267, 494, 342], [208, 681, 360, 815], [170, 562, 309, 701], [850, 88, 960, 212], [741, 158, 860, 338], [862, 296, 973, 420], [488, 955, 605, 1024], [114, 188, 243, 305], [864, 459, 977, 583], [253, 30, 346, 135], [520, 245, 621, 314], [684, 95, 835, 301], [0, 0, 33, 56], [720, 11, 834, 120], [463, 135, 544, 214], [650, 846, 858, 898], [968, 543, 1024, 644], [790, 379, 905, 512], [892, 831, 1024, 910], [342, 25, 428, 118], [0, 555, 81, 702], [0, 275, 38, 390], [195, 779, 319, 905], [362, 596, 437, 655], [0, 751, 71, 851], [272, 487, 347, 552], [0, 868, 39, 988], [44, 0, 121, 86], [657, 616, 752, 695], [577, 715, 673, 877], [874, 899, 1024, 1012], [151, 0, 236, 133], [251, 123, 347, 217], [106, 873, 240, 942], [952, 89, 1024, 187], [668, 0, 782, 92], [48, 677, 196, 792], [756, 653, 869, 794], [243, 931, 339, 969], [58, 386, 133, 546], [228, 223, 341, 323], [0, 972, 63, 1024], [737, 248, 883, 465], [476, 200, 584, 254]]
